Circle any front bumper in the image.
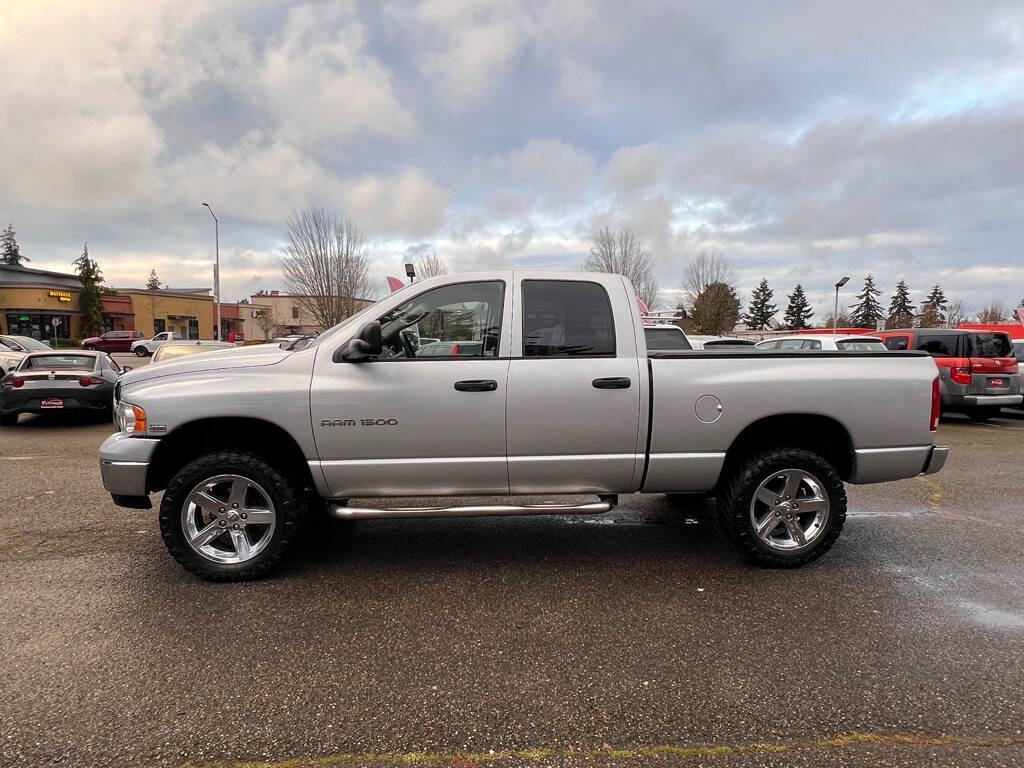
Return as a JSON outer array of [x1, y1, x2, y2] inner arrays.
[[99, 432, 160, 497], [921, 444, 949, 475]]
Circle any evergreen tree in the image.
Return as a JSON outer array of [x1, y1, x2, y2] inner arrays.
[[848, 274, 884, 328], [917, 284, 948, 327], [74, 243, 105, 337], [743, 278, 777, 330], [886, 280, 914, 329], [146, 269, 162, 290], [690, 281, 741, 335], [1, 223, 28, 265], [783, 284, 814, 329]]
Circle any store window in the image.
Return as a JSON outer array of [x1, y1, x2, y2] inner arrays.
[[5, 313, 72, 340], [291, 306, 299, 319], [153, 319, 166, 334], [188, 318, 199, 339]]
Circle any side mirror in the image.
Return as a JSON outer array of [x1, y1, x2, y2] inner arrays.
[[333, 321, 382, 363]]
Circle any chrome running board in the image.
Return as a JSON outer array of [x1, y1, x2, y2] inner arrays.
[[328, 495, 617, 520]]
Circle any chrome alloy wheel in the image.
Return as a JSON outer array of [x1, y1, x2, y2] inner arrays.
[[181, 474, 277, 564], [748, 468, 830, 551]]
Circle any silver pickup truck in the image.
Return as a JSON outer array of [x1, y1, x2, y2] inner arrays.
[[98, 271, 948, 580]]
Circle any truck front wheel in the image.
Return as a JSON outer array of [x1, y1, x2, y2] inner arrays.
[[158, 451, 306, 581], [717, 447, 846, 567]]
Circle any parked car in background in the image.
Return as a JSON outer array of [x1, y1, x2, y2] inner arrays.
[[82, 330, 144, 353], [416, 340, 485, 357], [643, 325, 693, 351], [151, 341, 236, 364], [877, 328, 1021, 420], [98, 270, 946, 580], [130, 331, 186, 357], [756, 334, 886, 351], [1, 350, 126, 426], [689, 336, 757, 349], [0, 335, 53, 374]]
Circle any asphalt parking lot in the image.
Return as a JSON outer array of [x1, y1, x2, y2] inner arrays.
[[1, 403, 1022, 767]]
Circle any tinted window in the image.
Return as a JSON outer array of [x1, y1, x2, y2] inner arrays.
[[756, 340, 781, 349], [523, 280, 614, 357], [1013, 342, 1024, 363], [803, 339, 822, 350], [967, 332, 1012, 358], [644, 327, 692, 351], [884, 335, 910, 350], [377, 281, 504, 359], [837, 339, 886, 351], [915, 334, 960, 357]]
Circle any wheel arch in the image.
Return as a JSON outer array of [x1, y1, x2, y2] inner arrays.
[[147, 417, 315, 494], [718, 413, 855, 487]]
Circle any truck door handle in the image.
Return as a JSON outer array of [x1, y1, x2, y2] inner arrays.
[[592, 377, 631, 389], [454, 379, 498, 392]]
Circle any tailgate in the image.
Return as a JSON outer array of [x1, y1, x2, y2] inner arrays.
[[969, 357, 1020, 395]]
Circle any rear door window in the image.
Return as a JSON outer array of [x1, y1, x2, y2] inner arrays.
[[884, 335, 910, 350], [522, 280, 615, 357], [915, 334, 961, 357], [967, 333, 1012, 358], [802, 339, 822, 350]]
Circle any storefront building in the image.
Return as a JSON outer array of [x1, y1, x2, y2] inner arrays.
[[0, 264, 83, 340], [1, 265, 216, 342], [117, 289, 214, 339]]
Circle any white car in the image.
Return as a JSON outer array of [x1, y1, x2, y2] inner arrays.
[[0, 335, 53, 375], [756, 334, 886, 351], [688, 335, 757, 350], [130, 331, 186, 357]]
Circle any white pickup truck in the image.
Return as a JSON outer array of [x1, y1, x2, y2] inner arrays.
[[98, 271, 947, 580]]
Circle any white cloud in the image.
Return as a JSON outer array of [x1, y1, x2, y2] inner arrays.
[[342, 168, 450, 237], [260, 2, 415, 147]]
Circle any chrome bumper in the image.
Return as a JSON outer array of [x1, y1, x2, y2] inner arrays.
[[99, 432, 160, 496], [922, 444, 949, 476]]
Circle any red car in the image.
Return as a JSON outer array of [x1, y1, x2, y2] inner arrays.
[[81, 330, 143, 353], [877, 328, 1021, 420]]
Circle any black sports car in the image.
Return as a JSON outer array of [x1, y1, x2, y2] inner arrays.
[[0, 350, 127, 426]]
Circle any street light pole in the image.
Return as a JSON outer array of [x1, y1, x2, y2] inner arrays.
[[834, 276, 850, 335], [202, 203, 221, 341]]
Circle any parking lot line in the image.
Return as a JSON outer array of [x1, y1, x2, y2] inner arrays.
[[193, 731, 1024, 768]]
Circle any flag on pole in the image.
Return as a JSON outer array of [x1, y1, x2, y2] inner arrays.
[[387, 276, 405, 293]]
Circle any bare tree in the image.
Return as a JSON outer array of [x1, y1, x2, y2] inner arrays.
[[681, 251, 735, 313], [280, 207, 373, 330], [975, 300, 1007, 323], [946, 298, 969, 328], [585, 226, 659, 309], [416, 249, 448, 278], [254, 306, 278, 341]]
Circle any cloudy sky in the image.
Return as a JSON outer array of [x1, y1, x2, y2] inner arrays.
[[2, 0, 1023, 317]]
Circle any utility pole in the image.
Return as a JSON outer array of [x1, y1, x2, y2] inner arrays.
[[202, 203, 221, 340]]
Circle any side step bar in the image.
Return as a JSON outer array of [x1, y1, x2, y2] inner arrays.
[[328, 495, 617, 521]]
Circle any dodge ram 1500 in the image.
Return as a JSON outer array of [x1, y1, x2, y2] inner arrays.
[[99, 271, 948, 580]]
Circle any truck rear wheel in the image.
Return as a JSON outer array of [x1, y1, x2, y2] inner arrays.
[[158, 451, 306, 581], [717, 447, 846, 567]]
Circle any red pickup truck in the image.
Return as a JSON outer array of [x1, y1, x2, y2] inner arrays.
[[877, 328, 1021, 420]]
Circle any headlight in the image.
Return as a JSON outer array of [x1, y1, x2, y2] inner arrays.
[[117, 402, 147, 435]]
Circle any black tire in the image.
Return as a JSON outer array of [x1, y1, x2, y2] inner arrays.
[[717, 447, 846, 567], [966, 406, 1001, 421], [159, 450, 306, 581], [135, 347, 149, 357], [0, 413, 17, 427]]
